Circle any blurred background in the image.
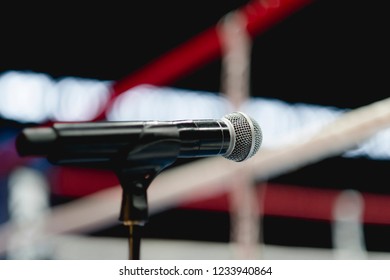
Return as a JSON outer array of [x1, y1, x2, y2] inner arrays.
[[1, 0, 390, 259]]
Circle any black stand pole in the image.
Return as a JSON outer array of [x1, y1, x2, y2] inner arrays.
[[116, 168, 157, 260], [128, 224, 142, 260]]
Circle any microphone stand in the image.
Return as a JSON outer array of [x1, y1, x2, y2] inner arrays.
[[114, 139, 180, 260], [45, 137, 180, 260], [116, 167, 155, 260]]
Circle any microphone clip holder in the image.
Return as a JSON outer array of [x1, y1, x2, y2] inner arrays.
[[113, 139, 181, 259]]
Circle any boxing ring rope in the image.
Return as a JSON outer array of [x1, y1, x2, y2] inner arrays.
[[218, 9, 259, 259]]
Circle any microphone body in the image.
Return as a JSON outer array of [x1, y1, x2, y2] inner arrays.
[[16, 112, 262, 226], [16, 112, 262, 166]]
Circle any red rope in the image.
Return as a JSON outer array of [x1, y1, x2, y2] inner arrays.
[[48, 167, 390, 226], [96, 0, 312, 120], [179, 183, 390, 226]]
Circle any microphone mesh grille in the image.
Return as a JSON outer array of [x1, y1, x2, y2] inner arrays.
[[223, 112, 262, 162]]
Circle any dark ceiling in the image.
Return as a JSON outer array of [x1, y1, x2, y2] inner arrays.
[[1, 0, 388, 109]]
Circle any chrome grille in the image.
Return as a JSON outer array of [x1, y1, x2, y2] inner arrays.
[[223, 112, 262, 162]]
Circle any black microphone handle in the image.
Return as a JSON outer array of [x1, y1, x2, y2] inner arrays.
[[16, 119, 232, 166]]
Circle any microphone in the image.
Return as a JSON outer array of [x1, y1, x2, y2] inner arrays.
[[16, 112, 262, 165]]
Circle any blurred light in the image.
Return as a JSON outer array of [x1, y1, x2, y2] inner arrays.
[[51, 77, 111, 122], [0, 71, 54, 123], [343, 128, 390, 160], [7, 167, 52, 259], [241, 98, 344, 148], [107, 84, 232, 121], [0, 71, 111, 123]]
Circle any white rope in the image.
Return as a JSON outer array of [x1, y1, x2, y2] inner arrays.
[[218, 10, 261, 259], [332, 190, 366, 259], [218, 10, 251, 107]]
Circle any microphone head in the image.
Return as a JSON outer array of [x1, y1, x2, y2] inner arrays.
[[222, 112, 262, 162]]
